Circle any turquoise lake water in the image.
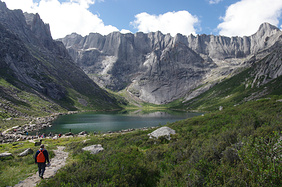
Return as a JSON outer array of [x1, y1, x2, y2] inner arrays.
[[36, 110, 202, 134]]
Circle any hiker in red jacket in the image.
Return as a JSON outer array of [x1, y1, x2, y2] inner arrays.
[[34, 144, 50, 179]]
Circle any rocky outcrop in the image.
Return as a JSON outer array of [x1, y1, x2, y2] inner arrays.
[[60, 22, 281, 104], [251, 39, 282, 88], [24, 13, 53, 49]]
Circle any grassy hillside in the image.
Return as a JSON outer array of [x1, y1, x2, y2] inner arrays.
[[0, 98, 275, 187]]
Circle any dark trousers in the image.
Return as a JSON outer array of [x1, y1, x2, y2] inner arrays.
[[38, 163, 46, 177]]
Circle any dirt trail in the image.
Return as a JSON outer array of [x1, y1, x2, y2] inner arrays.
[[14, 146, 68, 187]]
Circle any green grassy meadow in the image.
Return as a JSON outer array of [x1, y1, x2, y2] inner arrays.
[[1, 98, 280, 186]]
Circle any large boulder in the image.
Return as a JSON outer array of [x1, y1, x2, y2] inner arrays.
[[18, 148, 34, 157], [148, 126, 176, 140], [82, 144, 104, 154]]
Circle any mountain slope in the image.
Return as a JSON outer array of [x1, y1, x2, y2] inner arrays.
[[178, 38, 282, 111], [60, 23, 281, 104], [0, 1, 120, 119]]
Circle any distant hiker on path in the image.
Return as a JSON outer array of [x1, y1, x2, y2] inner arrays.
[[34, 144, 50, 179]]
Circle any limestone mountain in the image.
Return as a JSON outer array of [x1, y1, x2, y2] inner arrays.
[[0, 1, 119, 118], [60, 22, 281, 104]]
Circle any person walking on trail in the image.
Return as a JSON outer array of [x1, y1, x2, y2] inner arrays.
[[34, 144, 50, 179]]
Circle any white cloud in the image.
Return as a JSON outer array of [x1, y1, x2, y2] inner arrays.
[[120, 29, 132, 34], [209, 0, 223, 4], [2, 0, 119, 39], [70, 0, 94, 8], [131, 11, 199, 36], [218, 0, 282, 37], [2, 0, 37, 12]]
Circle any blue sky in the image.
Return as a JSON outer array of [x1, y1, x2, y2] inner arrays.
[[3, 0, 282, 39], [90, 0, 238, 35]]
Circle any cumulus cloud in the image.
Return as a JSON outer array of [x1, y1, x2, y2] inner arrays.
[[70, 0, 95, 8], [218, 0, 282, 37], [2, 0, 119, 39], [120, 29, 132, 34], [2, 0, 36, 12], [131, 11, 199, 36], [209, 0, 223, 4]]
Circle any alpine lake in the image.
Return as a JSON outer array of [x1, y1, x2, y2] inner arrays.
[[35, 110, 203, 135]]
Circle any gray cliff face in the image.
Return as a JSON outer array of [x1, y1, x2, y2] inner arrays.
[[187, 23, 281, 60], [0, 1, 118, 109], [0, 2, 54, 50], [251, 38, 282, 88], [61, 31, 182, 96], [0, 1, 67, 100], [60, 22, 281, 104], [60, 32, 213, 104], [24, 13, 54, 50], [128, 42, 211, 104]]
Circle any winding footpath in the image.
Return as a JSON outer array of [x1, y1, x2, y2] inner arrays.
[[14, 146, 68, 187]]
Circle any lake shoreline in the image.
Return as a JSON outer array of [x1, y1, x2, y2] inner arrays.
[[1, 109, 201, 143], [41, 110, 199, 135], [0, 122, 159, 144]]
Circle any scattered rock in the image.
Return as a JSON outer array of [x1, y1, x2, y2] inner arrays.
[[82, 144, 104, 154], [0, 152, 13, 158], [65, 132, 74, 136], [1, 114, 63, 143], [18, 148, 33, 157], [148, 126, 176, 140], [82, 139, 90, 143], [78, 131, 88, 135], [34, 139, 42, 146], [52, 135, 59, 140]]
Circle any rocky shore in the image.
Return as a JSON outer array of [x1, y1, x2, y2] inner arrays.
[[0, 110, 158, 143], [105, 126, 157, 135], [0, 111, 78, 143]]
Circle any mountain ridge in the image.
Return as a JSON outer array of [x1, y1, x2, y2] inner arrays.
[[0, 0, 281, 110], [60, 22, 281, 104], [0, 1, 120, 119]]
